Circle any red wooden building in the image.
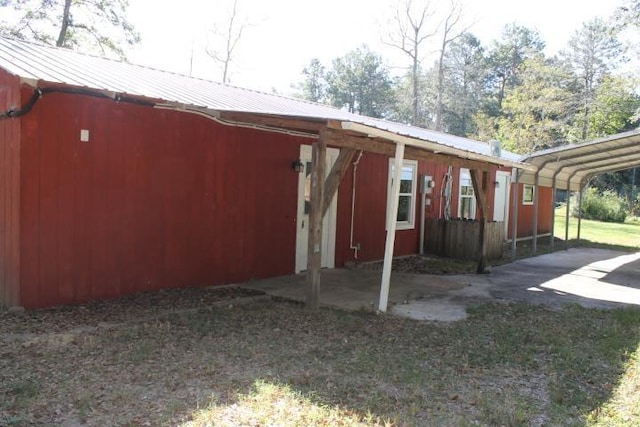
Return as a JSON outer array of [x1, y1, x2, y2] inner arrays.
[[0, 38, 542, 309]]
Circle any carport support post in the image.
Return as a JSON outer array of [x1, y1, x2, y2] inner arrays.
[[550, 175, 557, 250], [511, 170, 520, 259], [564, 184, 571, 250], [532, 172, 540, 255], [577, 182, 585, 246], [306, 132, 327, 309], [379, 142, 405, 312]]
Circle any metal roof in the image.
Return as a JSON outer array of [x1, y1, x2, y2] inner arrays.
[[0, 36, 530, 170], [519, 128, 640, 191]]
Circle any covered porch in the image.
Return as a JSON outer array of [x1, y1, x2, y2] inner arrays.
[[204, 113, 533, 312]]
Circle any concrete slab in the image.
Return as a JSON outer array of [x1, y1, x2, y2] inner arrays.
[[244, 268, 468, 312], [244, 248, 640, 322]]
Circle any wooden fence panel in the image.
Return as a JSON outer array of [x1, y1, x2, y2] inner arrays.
[[424, 219, 504, 260]]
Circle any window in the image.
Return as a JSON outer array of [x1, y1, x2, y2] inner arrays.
[[523, 184, 535, 205], [458, 168, 476, 219], [387, 159, 417, 230]]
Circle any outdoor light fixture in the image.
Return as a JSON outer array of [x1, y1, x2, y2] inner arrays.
[[292, 159, 304, 173]]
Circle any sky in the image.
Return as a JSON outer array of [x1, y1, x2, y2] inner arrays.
[[126, 0, 622, 95]]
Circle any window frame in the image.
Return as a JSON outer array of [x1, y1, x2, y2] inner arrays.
[[522, 184, 535, 205], [458, 168, 477, 219], [387, 159, 418, 230]]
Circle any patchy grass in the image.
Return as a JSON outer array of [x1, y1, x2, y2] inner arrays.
[[186, 381, 391, 427], [1, 291, 639, 426]]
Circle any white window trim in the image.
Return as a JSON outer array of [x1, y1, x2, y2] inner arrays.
[[522, 184, 535, 205], [458, 168, 477, 219], [387, 159, 418, 230]]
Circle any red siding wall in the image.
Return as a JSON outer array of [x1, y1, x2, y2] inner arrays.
[[19, 91, 306, 308], [334, 153, 420, 264], [507, 183, 553, 238], [0, 70, 21, 306], [12, 82, 555, 309], [334, 153, 502, 265]]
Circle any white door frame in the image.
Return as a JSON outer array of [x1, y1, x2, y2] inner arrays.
[[295, 145, 338, 273], [494, 171, 511, 237]]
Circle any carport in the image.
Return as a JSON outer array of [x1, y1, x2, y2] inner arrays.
[[515, 129, 640, 255]]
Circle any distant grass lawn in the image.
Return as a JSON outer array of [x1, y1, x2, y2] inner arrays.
[[554, 205, 640, 250]]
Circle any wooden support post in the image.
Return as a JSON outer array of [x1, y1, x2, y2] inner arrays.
[[306, 130, 327, 309], [470, 169, 490, 274], [379, 142, 405, 312], [322, 148, 357, 216]]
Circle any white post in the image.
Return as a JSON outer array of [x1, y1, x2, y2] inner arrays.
[[379, 142, 405, 312], [419, 191, 426, 255], [510, 169, 520, 260], [532, 173, 539, 255]]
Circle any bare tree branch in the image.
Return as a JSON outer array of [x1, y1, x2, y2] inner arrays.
[[433, 0, 473, 131], [383, 0, 438, 125], [206, 0, 251, 84]]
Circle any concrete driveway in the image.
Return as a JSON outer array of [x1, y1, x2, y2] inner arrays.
[[476, 247, 640, 309], [245, 248, 640, 322]]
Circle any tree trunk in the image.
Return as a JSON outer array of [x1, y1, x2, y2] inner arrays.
[[56, 0, 73, 47], [412, 53, 419, 125], [434, 48, 446, 131]]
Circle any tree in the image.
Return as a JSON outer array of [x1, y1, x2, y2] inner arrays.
[[496, 56, 572, 153], [438, 32, 485, 136], [614, 0, 640, 29], [432, 0, 470, 131], [299, 58, 326, 102], [561, 18, 625, 141], [483, 24, 545, 115], [587, 75, 640, 138], [206, 0, 249, 84], [0, 0, 139, 59], [384, 0, 438, 125], [325, 46, 395, 118], [587, 76, 640, 210]]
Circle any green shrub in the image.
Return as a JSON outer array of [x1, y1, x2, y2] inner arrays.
[[572, 188, 628, 223]]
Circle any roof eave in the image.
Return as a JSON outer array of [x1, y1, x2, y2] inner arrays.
[[341, 121, 535, 171]]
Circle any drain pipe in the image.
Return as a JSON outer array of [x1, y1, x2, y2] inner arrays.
[[349, 151, 364, 259]]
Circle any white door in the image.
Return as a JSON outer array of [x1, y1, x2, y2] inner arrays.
[[295, 145, 339, 273], [493, 171, 511, 236]]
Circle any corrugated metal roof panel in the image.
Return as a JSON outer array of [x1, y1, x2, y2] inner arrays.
[[0, 36, 524, 166], [518, 129, 640, 191]]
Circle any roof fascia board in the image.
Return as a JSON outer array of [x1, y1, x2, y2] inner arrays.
[[340, 121, 535, 171], [19, 77, 38, 87]]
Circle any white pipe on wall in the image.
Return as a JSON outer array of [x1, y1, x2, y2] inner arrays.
[[349, 151, 364, 259]]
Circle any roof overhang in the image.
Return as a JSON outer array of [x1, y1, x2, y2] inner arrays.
[[519, 129, 640, 191], [181, 107, 535, 172], [340, 121, 536, 171]]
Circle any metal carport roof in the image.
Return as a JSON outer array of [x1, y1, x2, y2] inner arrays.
[[519, 129, 640, 191]]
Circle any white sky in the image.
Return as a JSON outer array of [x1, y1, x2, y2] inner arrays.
[[127, 0, 621, 94]]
